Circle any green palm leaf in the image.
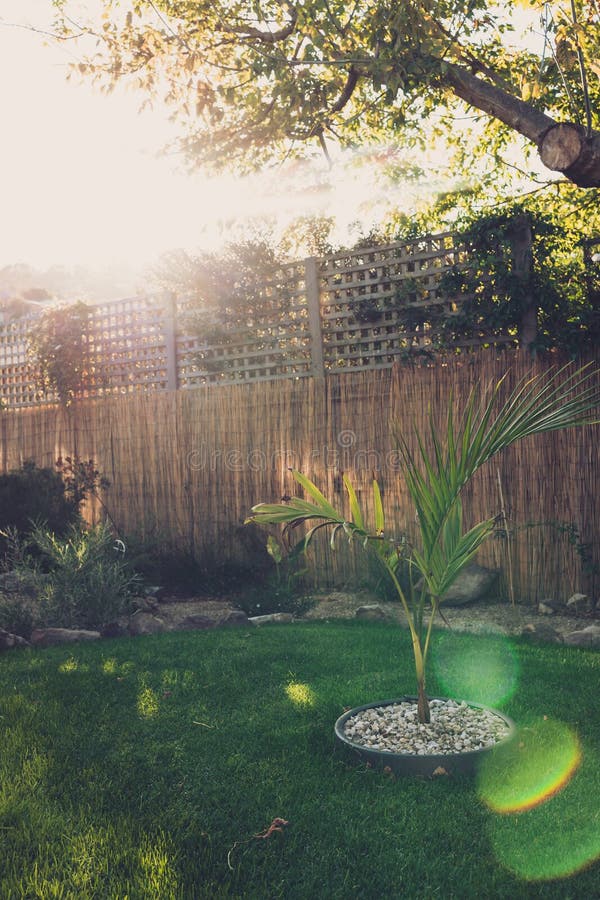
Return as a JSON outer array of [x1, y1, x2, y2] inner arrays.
[[291, 470, 340, 519], [372, 478, 385, 535], [343, 473, 365, 530], [396, 363, 599, 601]]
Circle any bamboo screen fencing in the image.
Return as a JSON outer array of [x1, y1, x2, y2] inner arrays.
[[0, 348, 597, 604], [0, 231, 520, 408]]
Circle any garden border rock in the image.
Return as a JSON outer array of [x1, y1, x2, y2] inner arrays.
[[1, 590, 598, 652]]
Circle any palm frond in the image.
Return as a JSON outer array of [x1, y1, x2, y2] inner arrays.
[[395, 363, 599, 601]]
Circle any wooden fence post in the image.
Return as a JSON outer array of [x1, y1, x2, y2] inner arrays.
[[508, 214, 537, 351], [163, 291, 178, 391], [583, 237, 600, 309], [304, 257, 325, 378]]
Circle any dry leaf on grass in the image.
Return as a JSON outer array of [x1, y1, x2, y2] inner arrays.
[[227, 817, 290, 870], [254, 817, 289, 839]]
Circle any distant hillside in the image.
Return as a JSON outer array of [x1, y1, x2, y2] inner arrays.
[[0, 262, 142, 305]]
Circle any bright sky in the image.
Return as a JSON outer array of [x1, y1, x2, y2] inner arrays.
[[0, 0, 466, 283], [0, 1, 278, 272], [2, 1, 549, 288]]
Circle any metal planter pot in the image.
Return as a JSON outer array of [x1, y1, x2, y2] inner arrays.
[[334, 696, 516, 778]]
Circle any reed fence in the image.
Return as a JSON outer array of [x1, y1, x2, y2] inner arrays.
[[1, 349, 597, 604]]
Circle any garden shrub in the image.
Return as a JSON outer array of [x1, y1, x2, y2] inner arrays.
[[0, 594, 39, 639], [55, 456, 110, 508], [0, 457, 111, 565], [0, 526, 42, 637], [124, 536, 207, 595], [118, 537, 269, 599], [0, 461, 79, 555], [28, 522, 140, 629], [235, 537, 314, 617]]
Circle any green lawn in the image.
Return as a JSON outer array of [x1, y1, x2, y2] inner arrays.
[[0, 621, 599, 899]]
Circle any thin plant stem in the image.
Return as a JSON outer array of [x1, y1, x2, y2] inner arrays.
[[421, 596, 438, 671], [496, 467, 515, 607], [570, 0, 593, 136]]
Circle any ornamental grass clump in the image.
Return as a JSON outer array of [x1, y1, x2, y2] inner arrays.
[[29, 522, 140, 629], [247, 364, 600, 724]]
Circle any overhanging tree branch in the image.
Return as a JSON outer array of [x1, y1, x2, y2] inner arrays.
[[441, 61, 556, 143], [441, 61, 600, 187], [225, 6, 298, 43], [49, 0, 600, 190], [329, 65, 360, 113]]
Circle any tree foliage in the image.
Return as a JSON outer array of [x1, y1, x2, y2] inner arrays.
[[437, 204, 600, 354], [153, 237, 280, 311], [152, 218, 335, 355], [27, 302, 93, 404], [365, 180, 600, 353], [53, 0, 600, 186]]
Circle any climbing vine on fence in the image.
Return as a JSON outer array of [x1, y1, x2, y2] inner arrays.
[[435, 205, 599, 356]]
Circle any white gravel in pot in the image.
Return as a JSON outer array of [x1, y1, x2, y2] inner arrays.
[[342, 699, 511, 755]]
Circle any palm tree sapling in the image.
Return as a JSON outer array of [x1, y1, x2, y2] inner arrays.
[[247, 365, 599, 723]]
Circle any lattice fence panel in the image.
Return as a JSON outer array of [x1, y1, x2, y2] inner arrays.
[[0, 313, 48, 408], [0, 228, 550, 407], [0, 296, 174, 408], [319, 233, 514, 370], [85, 296, 172, 396], [176, 259, 314, 386]]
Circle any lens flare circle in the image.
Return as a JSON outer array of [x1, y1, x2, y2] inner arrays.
[[483, 731, 600, 881], [478, 718, 581, 814], [432, 631, 519, 708]]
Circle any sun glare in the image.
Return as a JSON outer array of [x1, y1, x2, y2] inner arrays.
[[58, 656, 82, 673], [137, 686, 160, 718], [285, 681, 317, 708], [0, 0, 455, 278], [432, 632, 519, 708], [481, 724, 600, 881]]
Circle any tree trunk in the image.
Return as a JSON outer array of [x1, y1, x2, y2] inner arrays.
[[442, 63, 600, 188], [538, 124, 600, 189], [417, 680, 430, 724]]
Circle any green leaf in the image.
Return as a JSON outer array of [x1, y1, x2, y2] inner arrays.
[[298, 521, 333, 552], [290, 470, 340, 519], [373, 478, 384, 535], [436, 519, 496, 600], [343, 474, 364, 530], [266, 535, 283, 564], [330, 522, 345, 550]]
